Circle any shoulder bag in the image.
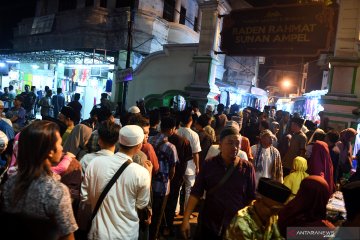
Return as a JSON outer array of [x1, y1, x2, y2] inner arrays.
[[195, 157, 240, 238], [86, 159, 132, 233]]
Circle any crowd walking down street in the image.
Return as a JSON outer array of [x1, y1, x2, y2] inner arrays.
[[0, 98, 359, 240]]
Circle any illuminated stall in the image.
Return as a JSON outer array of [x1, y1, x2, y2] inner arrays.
[[0, 50, 115, 119], [216, 85, 268, 112], [298, 90, 327, 121], [60, 64, 114, 118], [276, 90, 327, 121], [276, 98, 294, 113]]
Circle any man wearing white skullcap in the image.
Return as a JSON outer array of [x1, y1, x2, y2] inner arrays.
[[128, 106, 141, 114], [81, 125, 152, 240]]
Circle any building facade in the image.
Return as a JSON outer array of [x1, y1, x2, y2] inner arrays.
[[13, 0, 201, 64], [322, 0, 360, 131], [7, 0, 259, 113]]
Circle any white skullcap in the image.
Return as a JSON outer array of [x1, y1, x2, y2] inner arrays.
[[119, 125, 144, 146], [128, 106, 140, 114], [0, 131, 8, 149]]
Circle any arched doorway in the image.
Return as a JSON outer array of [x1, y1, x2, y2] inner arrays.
[[144, 90, 189, 111]]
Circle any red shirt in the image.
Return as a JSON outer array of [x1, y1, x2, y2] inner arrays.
[[141, 142, 159, 174]]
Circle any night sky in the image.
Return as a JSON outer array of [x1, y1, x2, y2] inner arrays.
[[0, 0, 37, 50]]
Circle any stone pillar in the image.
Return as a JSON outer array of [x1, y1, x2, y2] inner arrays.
[[322, 0, 360, 131], [185, 0, 230, 112], [196, 6, 202, 31], [174, 0, 182, 23]]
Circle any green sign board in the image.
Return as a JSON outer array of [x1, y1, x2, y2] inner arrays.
[[220, 3, 338, 56]]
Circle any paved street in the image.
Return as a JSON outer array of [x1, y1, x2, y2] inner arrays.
[[161, 212, 198, 240]]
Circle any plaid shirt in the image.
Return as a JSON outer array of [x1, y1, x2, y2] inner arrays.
[[148, 133, 178, 196]]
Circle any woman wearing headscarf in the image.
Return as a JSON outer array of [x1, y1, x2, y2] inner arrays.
[[283, 156, 309, 202], [305, 128, 325, 159], [336, 128, 357, 179], [308, 141, 334, 193], [63, 123, 92, 160], [278, 176, 334, 237]]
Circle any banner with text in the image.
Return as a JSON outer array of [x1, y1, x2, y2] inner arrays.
[[220, 3, 338, 56]]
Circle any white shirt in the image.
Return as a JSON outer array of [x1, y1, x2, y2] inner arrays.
[[80, 149, 114, 176], [81, 152, 151, 240], [177, 127, 202, 175], [251, 144, 274, 186]]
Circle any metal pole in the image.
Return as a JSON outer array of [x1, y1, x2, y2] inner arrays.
[[122, 0, 135, 114]]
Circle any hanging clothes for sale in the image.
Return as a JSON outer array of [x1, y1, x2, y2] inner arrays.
[[106, 79, 112, 93]]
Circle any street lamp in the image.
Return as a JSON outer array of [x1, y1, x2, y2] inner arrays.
[[282, 78, 292, 98]]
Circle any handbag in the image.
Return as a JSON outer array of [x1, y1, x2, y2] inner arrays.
[[195, 157, 240, 238], [86, 159, 132, 233]]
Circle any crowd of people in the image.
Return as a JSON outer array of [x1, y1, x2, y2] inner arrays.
[[0, 96, 359, 240]]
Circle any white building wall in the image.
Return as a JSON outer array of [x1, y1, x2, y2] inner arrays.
[[167, 23, 199, 43], [126, 44, 198, 108], [334, 0, 360, 57]]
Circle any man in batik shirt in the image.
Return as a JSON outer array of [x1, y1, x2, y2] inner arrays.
[[225, 178, 291, 240]]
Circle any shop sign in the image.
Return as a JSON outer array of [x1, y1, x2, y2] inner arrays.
[[220, 3, 338, 56], [115, 68, 133, 83]]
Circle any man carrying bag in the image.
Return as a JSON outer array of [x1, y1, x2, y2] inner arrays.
[[80, 125, 152, 240], [181, 127, 256, 239]]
